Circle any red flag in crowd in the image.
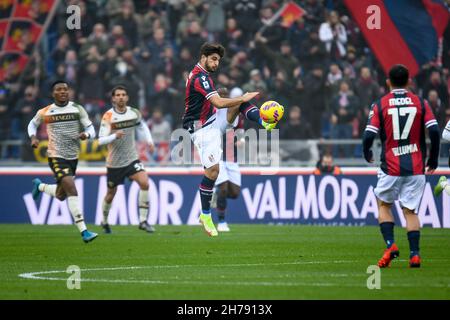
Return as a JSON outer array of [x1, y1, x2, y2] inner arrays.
[[279, 1, 306, 28], [0, 0, 58, 81]]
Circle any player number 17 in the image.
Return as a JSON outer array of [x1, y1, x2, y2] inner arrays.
[[387, 107, 417, 140]]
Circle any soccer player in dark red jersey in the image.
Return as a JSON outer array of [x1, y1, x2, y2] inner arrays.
[[363, 64, 440, 268], [182, 43, 277, 236]]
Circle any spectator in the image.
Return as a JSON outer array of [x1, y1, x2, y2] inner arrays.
[[287, 16, 309, 57], [254, 35, 299, 83], [112, 2, 139, 49], [319, 11, 347, 61], [12, 85, 42, 140], [148, 27, 170, 68], [354, 67, 380, 136], [219, 17, 245, 55], [313, 153, 342, 175], [63, 50, 79, 86], [300, 29, 329, 72], [242, 69, 268, 92], [423, 70, 449, 109], [280, 106, 313, 140], [203, 0, 226, 38], [330, 81, 359, 157], [229, 0, 259, 37], [303, 65, 328, 138], [427, 89, 446, 127], [50, 34, 71, 69], [327, 63, 343, 95], [78, 62, 105, 118], [181, 21, 207, 60], [80, 23, 109, 58], [0, 86, 11, 141], [109, 25, 130, 52], [148, 108, 172, 144]]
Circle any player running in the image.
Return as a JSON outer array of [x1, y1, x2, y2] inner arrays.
[[183, 43, 276, 237], [363, 64, 440, 268], [434, 119, 450, 197], [211, 87, 245, 232], [98, 86, 156, 234], [29, 81, 98, 243]]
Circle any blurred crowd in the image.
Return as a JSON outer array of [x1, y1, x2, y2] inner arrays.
[[0, 0, 449, 161]]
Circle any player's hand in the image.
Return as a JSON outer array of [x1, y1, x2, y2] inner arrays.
[[364, 149, 374, 163], [426, 158, 438, 174], [115, 130, 125, 139], [30, 136, 39, 148], [79, 132, 89, 140], [149, 143, 155, 154], [242, 92, 259, 102]]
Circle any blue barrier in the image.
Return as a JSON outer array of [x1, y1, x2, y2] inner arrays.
[[0, 168, 449, 228]]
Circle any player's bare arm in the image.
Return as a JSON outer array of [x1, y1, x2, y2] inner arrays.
[[209, 91, 260, 109]]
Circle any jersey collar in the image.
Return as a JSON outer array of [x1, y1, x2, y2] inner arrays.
[[196, 63, 209, 74], [54, 101, 70, 107], [390, 88, 408, 94], [113, 106, 128, 114]]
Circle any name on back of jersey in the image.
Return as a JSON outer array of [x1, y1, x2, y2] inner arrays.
[[389, 97, 413, 106]]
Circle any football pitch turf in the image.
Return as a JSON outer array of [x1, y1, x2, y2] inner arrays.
[[0, 224, 449, 300]]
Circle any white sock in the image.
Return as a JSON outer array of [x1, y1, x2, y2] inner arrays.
[[102, 200, 111, 224], [67, 196, 87, 233], [38, 183, 56, 197], [139, 189, 149, 223], [443, 180, 450, 196]]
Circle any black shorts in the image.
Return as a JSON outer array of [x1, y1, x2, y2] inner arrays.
[[48, 157, 78, 183], [107, 160, 145, 188]]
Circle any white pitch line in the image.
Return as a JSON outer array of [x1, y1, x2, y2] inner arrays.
[[18, 260, 450, 288]]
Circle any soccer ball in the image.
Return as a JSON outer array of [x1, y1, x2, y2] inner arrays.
[[259, 100, 284, 124]]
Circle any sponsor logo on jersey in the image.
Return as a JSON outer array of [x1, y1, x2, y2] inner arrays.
[[392, 143, 418, 156], [44, 113, 80, 123], [111, 120, 137, 130]]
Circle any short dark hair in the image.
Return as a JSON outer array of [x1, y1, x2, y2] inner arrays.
[[388, 64, 409, 87], [51, 80, 68, 90], [200, 43, 225, 59], [111, 85, 128, 96]]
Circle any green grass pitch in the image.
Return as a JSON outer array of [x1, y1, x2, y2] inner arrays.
[[0, 224, 449, 299]]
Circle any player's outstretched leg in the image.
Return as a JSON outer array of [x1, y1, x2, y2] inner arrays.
[[377, 201, 399, 268], [434, 176, 450, 196], [238, 102, 277, 131], [199, 167, 219, 237]]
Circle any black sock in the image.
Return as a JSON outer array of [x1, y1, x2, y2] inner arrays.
[[217, 193, 227, 222], [379, 222, 395, 248], [239, 102, 261, 123], [407, 231, 420, 257], [199, 176, 215, 214]]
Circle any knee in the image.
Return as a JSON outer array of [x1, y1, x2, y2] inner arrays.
[[378, 200, 392, 209], [56, 194, 67, 201], [140, 182, 149, 191], [207, 166, 219, 180], [218, 187, 228, 198], [105, 194, 114, 203], [229, 190, 240, 199]]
